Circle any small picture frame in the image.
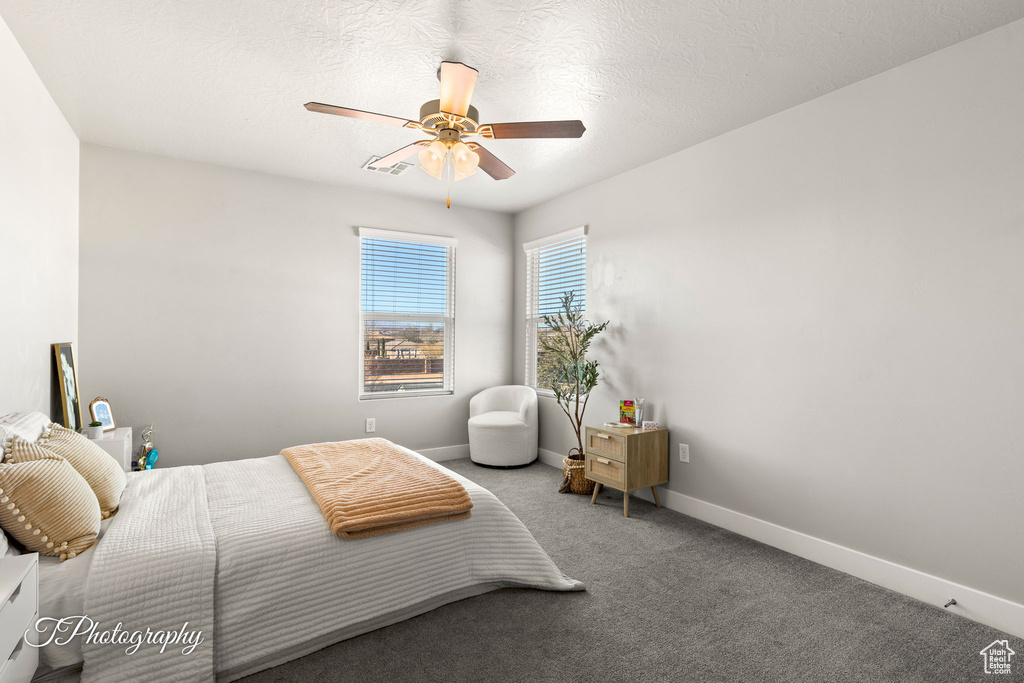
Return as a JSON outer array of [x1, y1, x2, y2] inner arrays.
[[89, 397, 116, 432], [641, 420, 660, 430], [52, 342, 82, 431]]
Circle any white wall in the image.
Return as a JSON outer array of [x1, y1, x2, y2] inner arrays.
[[79, 145, 513, 466], [0, 14, 79, 417], [514, 19, 1024, 606]]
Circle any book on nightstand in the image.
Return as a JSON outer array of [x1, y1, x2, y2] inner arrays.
[[619, 399, 636, 425]]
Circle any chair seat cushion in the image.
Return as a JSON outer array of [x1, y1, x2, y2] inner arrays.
[[468, 411, 525, 429]]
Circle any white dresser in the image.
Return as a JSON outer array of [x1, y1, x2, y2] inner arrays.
[[0, 553, 38, 683], [88, 427, 133, 472]]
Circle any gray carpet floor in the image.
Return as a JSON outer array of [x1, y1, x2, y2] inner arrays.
[[244, 459, 1020, 682]]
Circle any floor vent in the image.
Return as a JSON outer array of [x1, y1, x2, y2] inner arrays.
[[362, 156, 413, 176]]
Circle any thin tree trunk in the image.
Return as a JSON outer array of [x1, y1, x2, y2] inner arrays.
[[573, 359, 583, 457]]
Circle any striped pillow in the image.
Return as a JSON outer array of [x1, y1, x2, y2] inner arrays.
[[36, 424, 127, 519], [0, 444, 101, 560]]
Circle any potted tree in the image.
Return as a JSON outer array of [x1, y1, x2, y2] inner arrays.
[[539, 292, 609, 494]]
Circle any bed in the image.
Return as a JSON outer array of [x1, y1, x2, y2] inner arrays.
[[13, 438, 583, 682]]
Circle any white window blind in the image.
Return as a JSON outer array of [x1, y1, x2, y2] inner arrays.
[[524, 227, 587, 392], [359, 228, 455, 398]]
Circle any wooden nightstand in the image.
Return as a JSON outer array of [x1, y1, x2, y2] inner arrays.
[[585, 425, 668, 517], [0, 554, 38, 683]]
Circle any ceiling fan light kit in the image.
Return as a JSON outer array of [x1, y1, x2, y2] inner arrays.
[[304, 61, 585, 207], [418, 139, 448, 180], [450, 142, 480, 181]]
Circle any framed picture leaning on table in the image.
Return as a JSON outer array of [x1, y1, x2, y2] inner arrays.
[[89, 396, 116, 431], [52, 341, 82, 430]]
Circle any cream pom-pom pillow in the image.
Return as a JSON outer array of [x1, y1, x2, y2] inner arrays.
[[33, 424, 127, 519], [0, 444, 101, 560]]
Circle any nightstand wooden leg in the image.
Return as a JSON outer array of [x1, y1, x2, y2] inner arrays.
[[623, 490, 629, 518], [590, 483, 602, 504], [651, 486, 662, 508]]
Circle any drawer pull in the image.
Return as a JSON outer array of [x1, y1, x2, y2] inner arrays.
[[5, 583, 21, 608], [596, 457, 610, 464], [8, 636, 25, 661], [595, 433, 610, 440]]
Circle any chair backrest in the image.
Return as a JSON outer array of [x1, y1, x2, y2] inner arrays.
[[469, 385, 537, 417]]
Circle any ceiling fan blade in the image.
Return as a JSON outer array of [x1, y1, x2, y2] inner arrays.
[[479, 120, 586, 139], [467, 143, 515, 180], [372, 142, 428, 169], [438, 62, 479, 118], [304, 102, 418, 128]]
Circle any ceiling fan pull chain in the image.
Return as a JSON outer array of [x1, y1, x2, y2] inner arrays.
[[446, 149, 453, 209]]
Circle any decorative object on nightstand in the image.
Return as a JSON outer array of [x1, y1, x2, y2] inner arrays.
[[585, 424, 668, 518], [88, 397, 116, 432], [0, 553, 39, 683], [82, 421, 104, 439], [87, 426, 133, 473], [619, 399, 636, 425], [633, 397, 645, 425], [137, 425, 158, 471]]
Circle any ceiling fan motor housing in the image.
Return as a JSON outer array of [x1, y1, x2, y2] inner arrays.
[[419, 99, 479, 134]]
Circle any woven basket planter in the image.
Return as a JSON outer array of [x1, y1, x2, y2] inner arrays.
[[562, 455, 595, 495]]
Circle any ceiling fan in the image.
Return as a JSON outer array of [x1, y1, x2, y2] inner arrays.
[[304, 61, 585, 207]]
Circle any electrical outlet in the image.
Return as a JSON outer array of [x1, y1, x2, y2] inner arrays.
[[365, 418, 376, 433], [679, 443, 689, 463]]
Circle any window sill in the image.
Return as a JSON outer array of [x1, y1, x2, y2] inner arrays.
[[359, 390, 453, 401]]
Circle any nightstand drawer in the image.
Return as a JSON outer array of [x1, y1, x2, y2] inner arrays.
[[586, 454, 625, 487], [0, 562, 36, 666], [586, 430, 626, 461], [0, 635, 37, 683]]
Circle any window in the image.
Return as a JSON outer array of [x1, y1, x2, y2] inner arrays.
[[359, 228, 455, 398], [524, 226, 587, 392]]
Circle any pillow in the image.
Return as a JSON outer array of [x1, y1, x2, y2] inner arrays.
[[0, 444, 101, 560], [1, 530, 19, 556], [0, 411, 52, 443], [34, 424, 127, 519]]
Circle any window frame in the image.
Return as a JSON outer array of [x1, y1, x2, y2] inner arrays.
[[523, 226, 588, 396], [358, 227, 456, 400]]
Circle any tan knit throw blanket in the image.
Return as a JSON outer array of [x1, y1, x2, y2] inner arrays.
[[282, 438, 473, 539]]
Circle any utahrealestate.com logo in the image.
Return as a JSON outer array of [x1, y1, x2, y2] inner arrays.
[[980, 640, 1015, 675]]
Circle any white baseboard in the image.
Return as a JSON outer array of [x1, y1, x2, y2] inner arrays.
[[418, 444, 470, 462], [538, 449, 1023, 638], [538, 448, 564, 468]]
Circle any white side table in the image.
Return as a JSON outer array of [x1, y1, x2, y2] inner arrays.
[[88, 427, 133, 472], [0, 553, 38, 683]]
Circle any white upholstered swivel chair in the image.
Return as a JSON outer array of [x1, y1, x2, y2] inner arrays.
[[468, 385, 538, 468]]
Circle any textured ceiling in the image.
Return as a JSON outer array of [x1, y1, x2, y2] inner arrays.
[[2, 1, 1023, 213]]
